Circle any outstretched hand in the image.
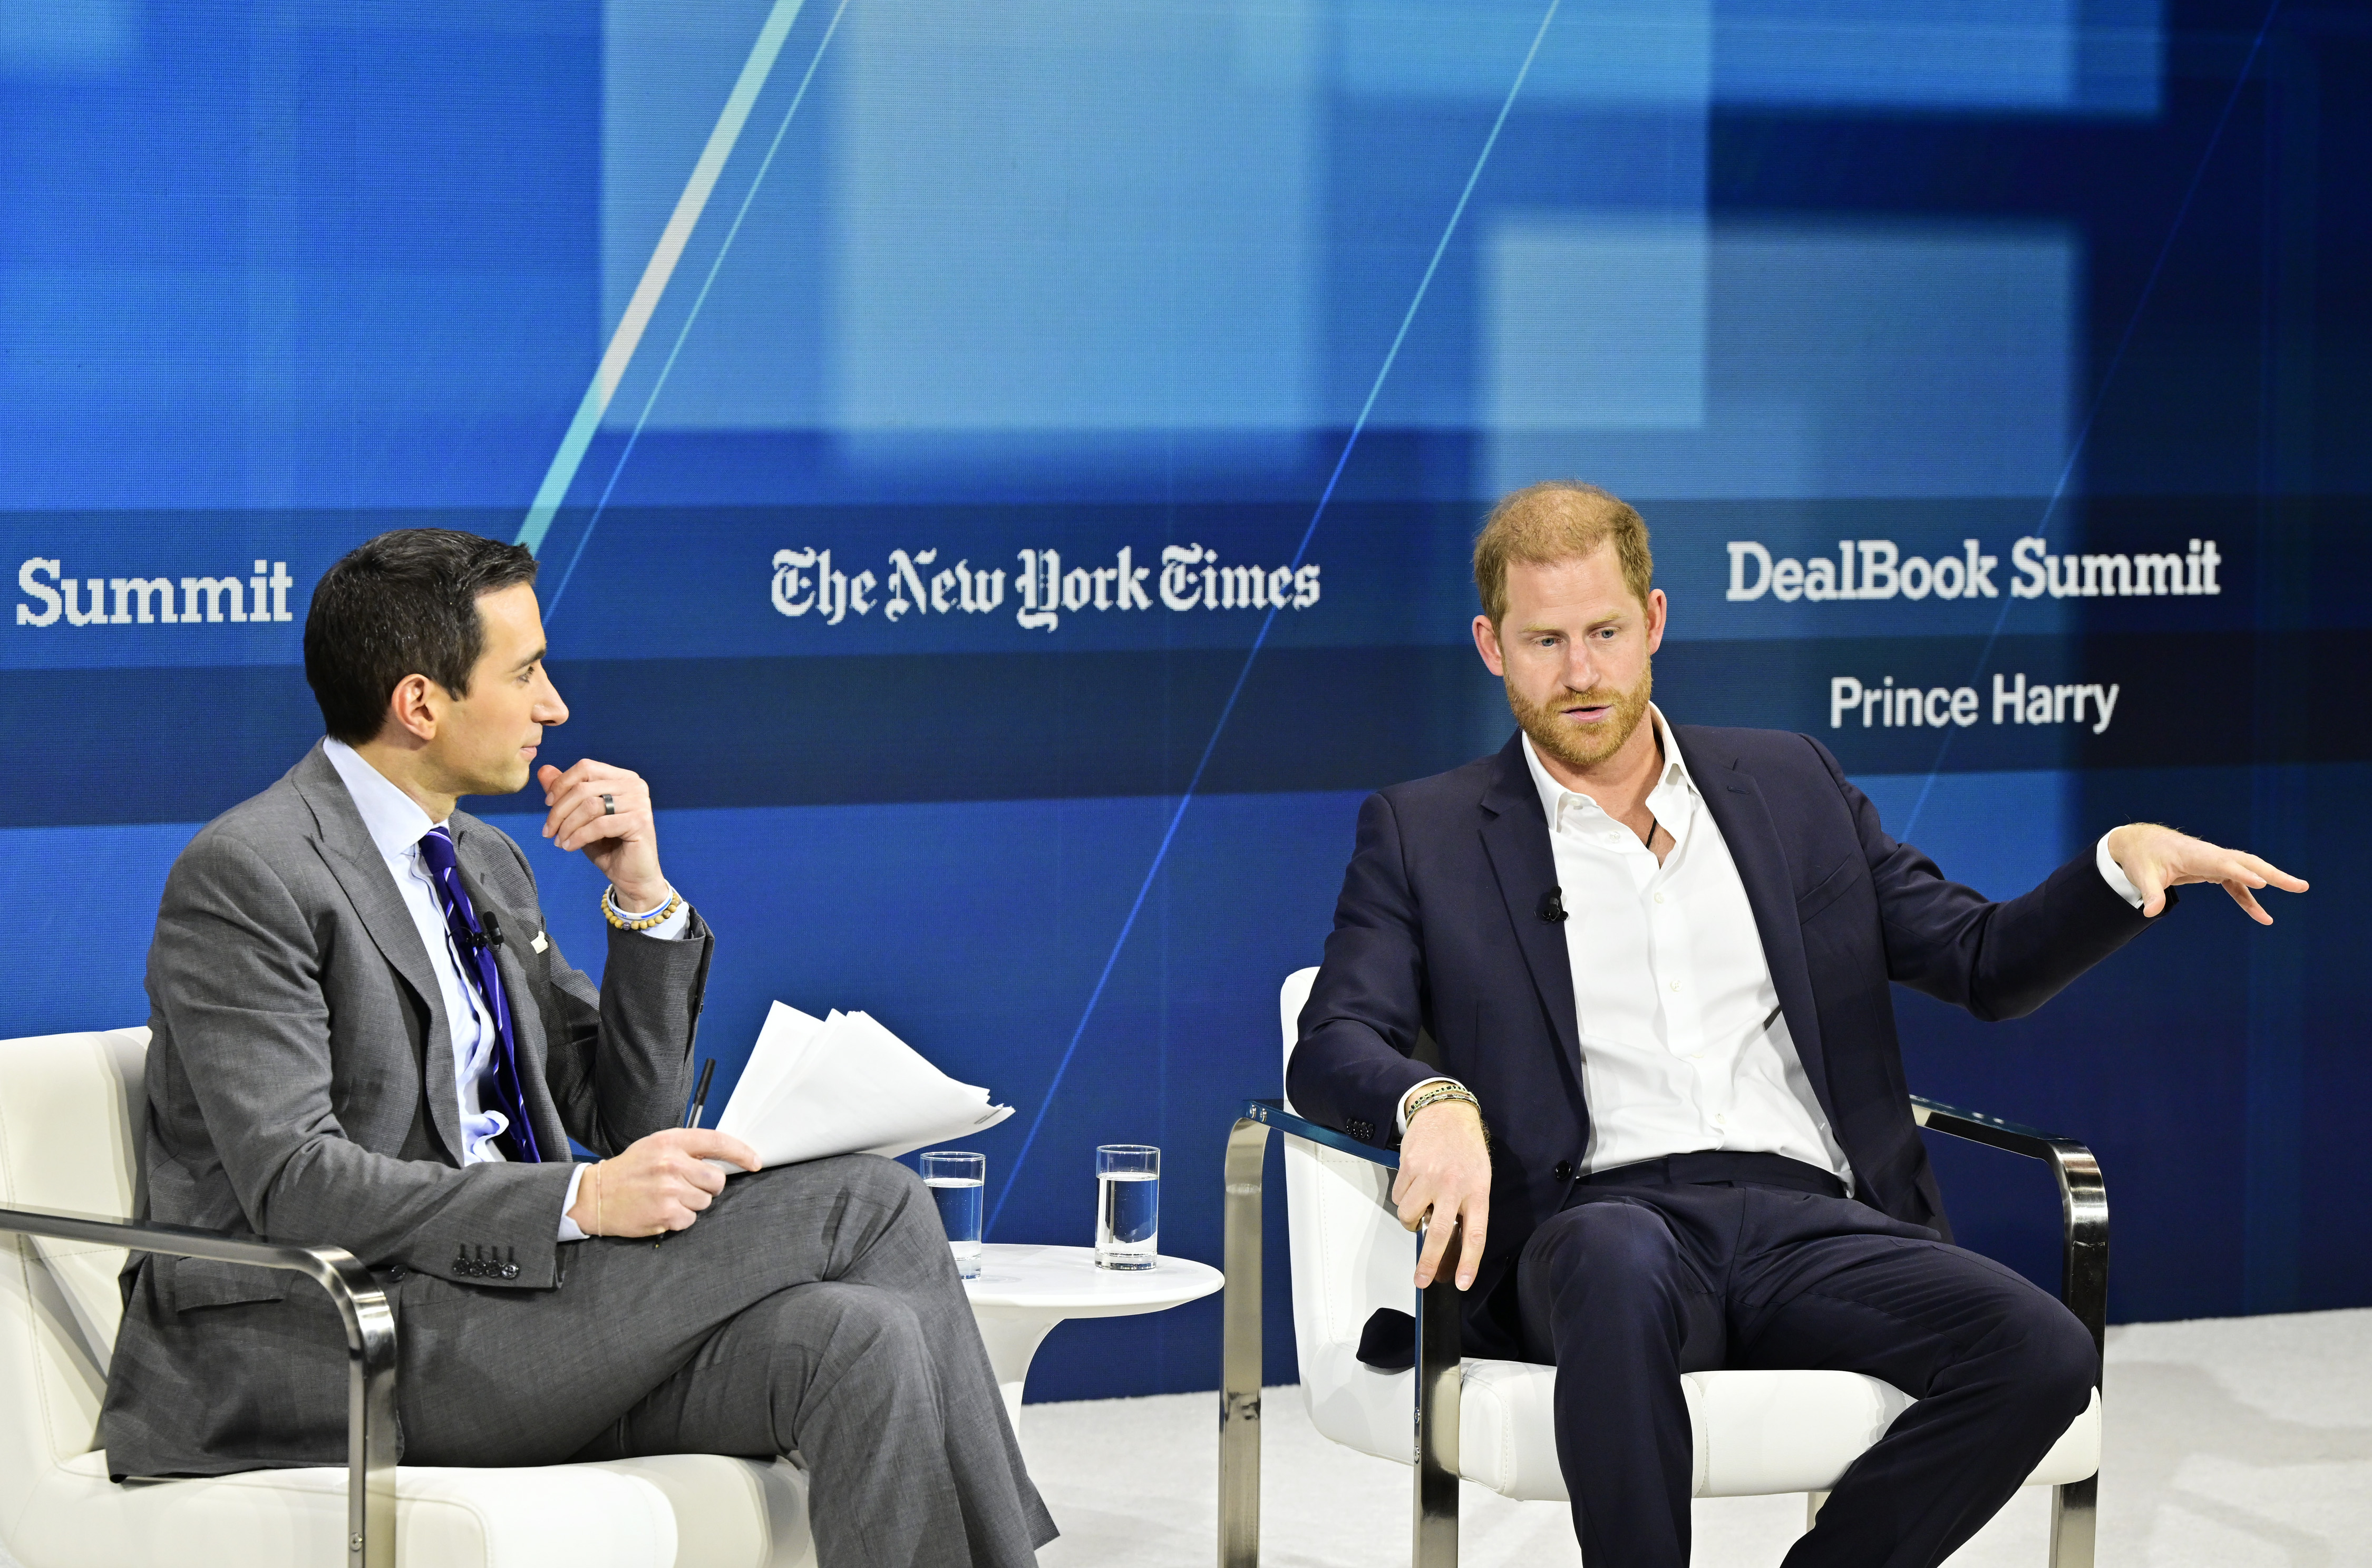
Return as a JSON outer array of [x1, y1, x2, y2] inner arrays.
[[568, 1128, 760, 1238], [2107, 823, 2308, 924], [1392, 1099, 1492, 1292]]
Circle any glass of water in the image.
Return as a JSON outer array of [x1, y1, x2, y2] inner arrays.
[[1095, 1144, 1159, 1270], [921, 1150, 985, 1279]]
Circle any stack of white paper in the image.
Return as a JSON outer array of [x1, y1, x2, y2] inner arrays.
[[713, 1001, 1013, 1168]]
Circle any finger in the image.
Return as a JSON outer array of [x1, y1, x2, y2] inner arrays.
[[554, 802, 638, 853], [2134, 868, 2169, 919], [1414, 1212, 1453, 1288], [2239, 853, 2310, 893], [678, 1156, 728, 1196], [536, 764, 564, 796], [546, 780, 638, 842], [2223, 879, 2273, 926], [679, 1130, 762, 1172], [1457, 1198, 1489, 1291]]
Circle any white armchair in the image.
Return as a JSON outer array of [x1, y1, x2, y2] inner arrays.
[[0, 1027, 816, 1568], [1217, 969, 2105, 1567]]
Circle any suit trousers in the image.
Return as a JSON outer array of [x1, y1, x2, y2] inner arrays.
[[390, 1154, 1056, 1568], [1515, 1162, 2096, 1568]]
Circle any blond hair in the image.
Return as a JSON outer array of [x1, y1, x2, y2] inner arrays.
[[1472, 481, 1654, 625]]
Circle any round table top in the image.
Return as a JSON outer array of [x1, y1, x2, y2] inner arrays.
[[961, 1243, 1223, 1318]]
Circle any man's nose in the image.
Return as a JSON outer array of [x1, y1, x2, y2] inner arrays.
[[534, 672, 569, 726]]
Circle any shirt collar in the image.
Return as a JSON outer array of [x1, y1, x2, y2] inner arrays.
[[1519, 704, 1695, 825], [322, 737, 445, 864]]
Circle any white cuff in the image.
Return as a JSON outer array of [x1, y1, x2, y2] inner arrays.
[[558, 1163, 590, 1241], [612, 889, 693, 941], [2095, 831, 2145, 910], [1396, 1077, 1465, 1135]]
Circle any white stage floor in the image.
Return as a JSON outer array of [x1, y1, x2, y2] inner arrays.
[[4, 1308, 2363, 1566], [1026, 1308, 2372, 1567]]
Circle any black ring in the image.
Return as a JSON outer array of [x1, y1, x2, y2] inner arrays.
[[600, 793, 616, 815]]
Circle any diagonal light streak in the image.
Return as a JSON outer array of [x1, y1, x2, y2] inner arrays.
[[1895, 0, 2284, 841], [517, 0, 811, 553], [545, 0, 853, 617], [987, 0, 1565, 1235]]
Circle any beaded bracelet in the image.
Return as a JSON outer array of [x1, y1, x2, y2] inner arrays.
[[602, 887, 684, 932]]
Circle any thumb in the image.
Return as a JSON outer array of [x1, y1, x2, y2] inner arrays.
[[679, 1129, 762, 1172]]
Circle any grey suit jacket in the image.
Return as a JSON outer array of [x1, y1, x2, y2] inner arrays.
[[99, 743, 713, 1477]]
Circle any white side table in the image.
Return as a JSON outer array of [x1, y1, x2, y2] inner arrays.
[[963, 1243, 1224, 1431]]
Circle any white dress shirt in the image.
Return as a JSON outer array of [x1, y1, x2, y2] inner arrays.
[[323, 738, 688, 1237], [1396, 709, 2152, 1186]]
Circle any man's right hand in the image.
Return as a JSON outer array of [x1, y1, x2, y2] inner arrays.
[[1391, 1100, 1491, 1292], [569, 1128, 760, 1238]]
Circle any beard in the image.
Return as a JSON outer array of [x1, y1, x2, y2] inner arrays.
[[1507, 659, 1654, 774]]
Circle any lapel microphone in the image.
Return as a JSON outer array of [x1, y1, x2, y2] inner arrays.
[[478, 909, 506, 950], [1537, 887, 1567, 923]]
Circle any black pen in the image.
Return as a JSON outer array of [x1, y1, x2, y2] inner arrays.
[[684, 1057, 717, 1129]]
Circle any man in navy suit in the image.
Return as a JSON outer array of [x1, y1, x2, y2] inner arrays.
[[1288, 482, 2306, 1567]]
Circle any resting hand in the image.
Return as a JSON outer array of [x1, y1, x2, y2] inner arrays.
[[537, 759, 669, 912], [1392, 1099, 1491, 1291], [2107, 822, 2308, 924], [569, 1128, 759, 1238]]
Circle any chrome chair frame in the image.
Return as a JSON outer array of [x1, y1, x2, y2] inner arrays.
[[0, 1201, 397, 1568], [1218, 1094, 2108, 1568]]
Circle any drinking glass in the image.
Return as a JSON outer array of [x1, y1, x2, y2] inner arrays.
[[922, 1150, 985, 1279], [1095, 1144, 1159, 1270]]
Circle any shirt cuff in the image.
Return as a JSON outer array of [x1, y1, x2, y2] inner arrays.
[[2095, 831, 2145, 910], [1396, 1077, 1466, 1135], [613, 889, 693, 941], [558, 1163, 590, 1242]]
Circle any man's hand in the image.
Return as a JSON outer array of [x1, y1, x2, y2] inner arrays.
[[2107, 822, 2308, 924], [569, 1128, 759, 1238], [538, 759, 669, 912], [1392, 1099, 1492, 1291]]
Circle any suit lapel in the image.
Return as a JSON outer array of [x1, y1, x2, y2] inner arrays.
[[288, 744, 466, 1163], [1476, 737, 1582, 1072], [1678, 731, 1834, 1116]]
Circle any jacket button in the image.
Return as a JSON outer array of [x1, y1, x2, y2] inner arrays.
[[1553, 1161, 1576, 1181], [385, 1265, 407, 1282], [499, 1263, 520, 1281]]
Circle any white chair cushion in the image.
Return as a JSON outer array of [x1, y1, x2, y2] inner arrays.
[[0, 1029, 150, 1361], [6, 1449, 811, 1568]]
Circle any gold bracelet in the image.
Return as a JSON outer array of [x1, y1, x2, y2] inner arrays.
[[602, 887, 683, 932]]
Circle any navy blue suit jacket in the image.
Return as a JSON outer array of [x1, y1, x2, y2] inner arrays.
[[1287, 726, 2160, 1351]]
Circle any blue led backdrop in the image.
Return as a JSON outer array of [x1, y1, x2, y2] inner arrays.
[[4, 0, 2364, 1403]]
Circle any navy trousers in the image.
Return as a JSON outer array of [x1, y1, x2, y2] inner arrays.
[[1514, 1154, 2096, 1568]]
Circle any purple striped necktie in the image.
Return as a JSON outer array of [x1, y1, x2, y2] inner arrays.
[[414, 825, 540, 1163]]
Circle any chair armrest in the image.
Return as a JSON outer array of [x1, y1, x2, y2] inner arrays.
[[1909, 1095, 2109, 1366], [0, 1201, 397, 1568], [1239, 1098, 1401, 1168]]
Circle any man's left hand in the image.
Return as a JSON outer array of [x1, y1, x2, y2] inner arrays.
[[2107, 822, 2308, 924], [538, 759, 670, 911]]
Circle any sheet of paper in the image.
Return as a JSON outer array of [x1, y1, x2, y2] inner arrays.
[[712, 1000, 824, 1146], [713, 1001, 1012, 1170]]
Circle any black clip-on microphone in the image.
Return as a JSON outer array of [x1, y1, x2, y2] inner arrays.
[[475, 910, 506, 950], [1537, 886, 1567, 923]]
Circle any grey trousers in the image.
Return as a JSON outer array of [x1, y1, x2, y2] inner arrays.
[[391, 1154, 1056, 1568]]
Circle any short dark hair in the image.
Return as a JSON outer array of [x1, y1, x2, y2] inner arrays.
[[304, 529, 540, 744]]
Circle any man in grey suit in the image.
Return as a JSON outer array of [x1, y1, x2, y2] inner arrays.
[[100, 529, 1055, 1567]]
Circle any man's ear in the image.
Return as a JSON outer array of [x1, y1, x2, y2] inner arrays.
[[1472, 613, 1507, 677], [1643, 588, 1668, 656], [383, 674, 440, 744]]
